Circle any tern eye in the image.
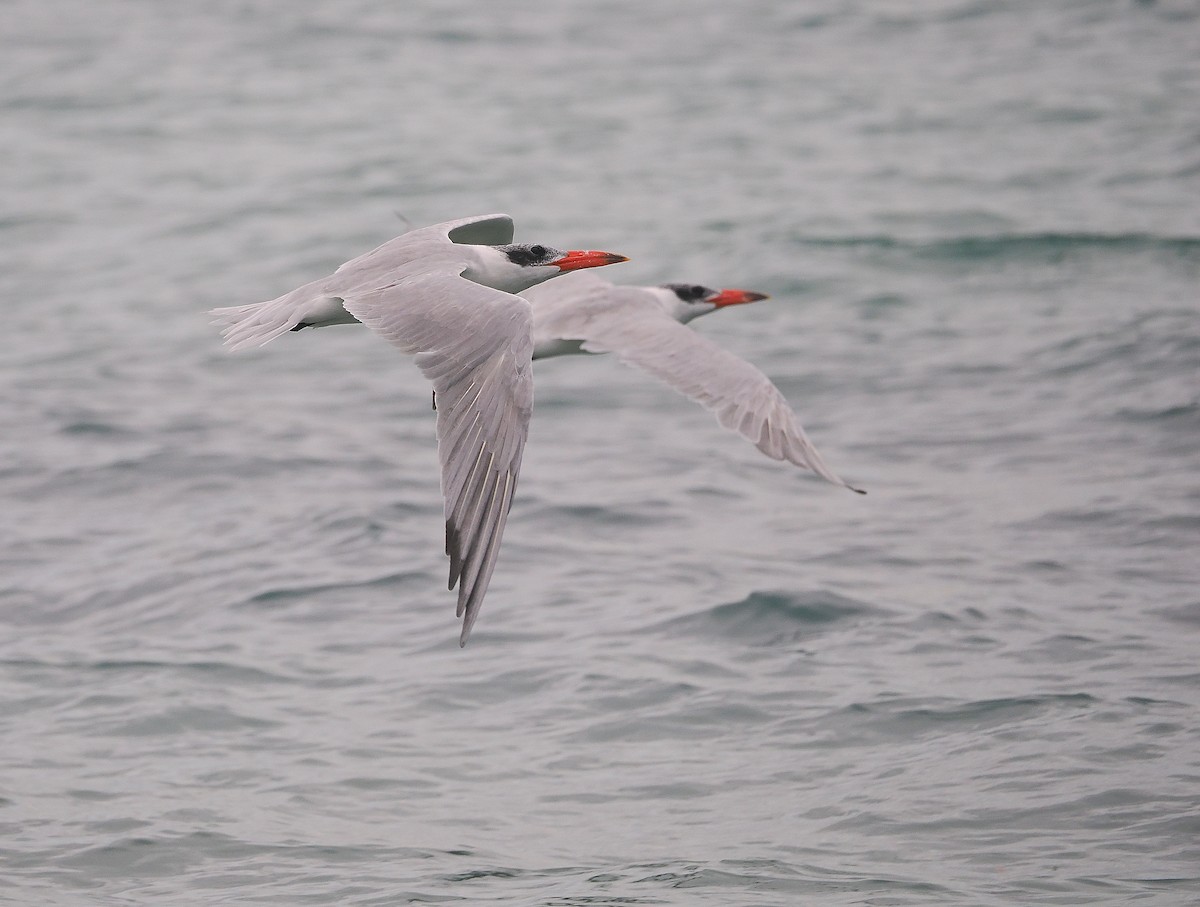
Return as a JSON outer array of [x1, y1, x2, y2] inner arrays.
[[529, 245, 546, 259], [666, 283, 704, 302]]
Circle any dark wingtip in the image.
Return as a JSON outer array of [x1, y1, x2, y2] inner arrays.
[[446, 521, 462, 590], [851, 485, 867, 495]]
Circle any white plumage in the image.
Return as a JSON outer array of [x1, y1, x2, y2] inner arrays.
[[210, 214, 628, 645], [524, 271, 864, 494]]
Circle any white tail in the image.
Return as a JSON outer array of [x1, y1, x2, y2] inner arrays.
[[209, 275, 361, 352], [208, 291, 310, 351]]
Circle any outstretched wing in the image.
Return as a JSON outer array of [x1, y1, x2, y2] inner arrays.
[[344, 266, 534, 645], [562, 300, 862, 493], [333, 214, 515, 279]]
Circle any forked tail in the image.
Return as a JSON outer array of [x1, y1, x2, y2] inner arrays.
[[209, 293, 307, 352]]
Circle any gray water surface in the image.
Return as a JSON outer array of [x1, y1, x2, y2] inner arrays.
[[2, 1, 1199, 904]]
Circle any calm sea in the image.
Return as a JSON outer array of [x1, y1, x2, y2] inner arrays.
[[2, 1, 1198, 904]]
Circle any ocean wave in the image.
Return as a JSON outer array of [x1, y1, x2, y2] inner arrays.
[[791, 231, 1200, 262], [647, 589, 884, 646]]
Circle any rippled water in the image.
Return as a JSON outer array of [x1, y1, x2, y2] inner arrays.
[[3, 1, 1199, 904]]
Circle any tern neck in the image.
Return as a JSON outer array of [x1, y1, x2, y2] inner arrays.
[[462, 245, 556, 295], [651, 287, 715, 324]]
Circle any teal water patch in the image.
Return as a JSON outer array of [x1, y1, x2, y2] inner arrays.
[[792, 231, 1200, 262], [810, 692, 1098, 748], [649, 589, 884, 645], [240, 570, 429, 608]]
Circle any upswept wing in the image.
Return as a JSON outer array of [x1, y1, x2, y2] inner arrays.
[[330, 214, 515, 289], [343, 263, 534, 645], [543, 285, 862, 493]]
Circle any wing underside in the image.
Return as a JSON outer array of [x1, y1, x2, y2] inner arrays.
[[563, 304, 862, 493], [344, 267, 534, 645]]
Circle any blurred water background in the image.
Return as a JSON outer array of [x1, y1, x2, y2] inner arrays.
[[2, 1, 1199, 904]]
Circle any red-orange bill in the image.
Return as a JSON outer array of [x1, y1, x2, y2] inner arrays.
[[555, 250, 629, 272], [710, 289, 769, 307]]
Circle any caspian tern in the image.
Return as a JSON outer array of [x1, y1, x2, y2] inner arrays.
[[523, 272, 864, 494], [210, 214, 628, 645]]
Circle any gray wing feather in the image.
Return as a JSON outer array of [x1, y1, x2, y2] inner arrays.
[[343, 267, 534, 645], [574, 308, 863, 493], [332, 214, 514, 285]]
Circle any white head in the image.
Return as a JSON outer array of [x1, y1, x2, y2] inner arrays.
[[654, 283, 770, 324], [463, 242, 628, 294]]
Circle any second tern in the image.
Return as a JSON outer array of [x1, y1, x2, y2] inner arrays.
[[524, 272, 864, 494]]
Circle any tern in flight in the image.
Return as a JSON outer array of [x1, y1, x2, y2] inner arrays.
[[210, 214, 628, 645], [523, 271, 864, 494]]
